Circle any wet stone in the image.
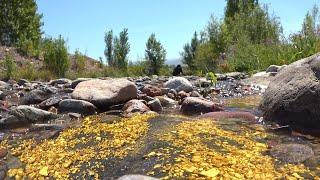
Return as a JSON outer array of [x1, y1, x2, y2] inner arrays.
[[270, 144, 314, 163], [0, 148, 7, 158]]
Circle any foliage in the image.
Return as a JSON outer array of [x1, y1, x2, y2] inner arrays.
[[206, 72, 217, 86], [43, 35, 70, 77], [145, 33, 166, 75], [74, 49, 85, 73], [113, 28, 130, 70], [104, 30, 114, 67], [181, 32, 200, 69], [3, 54, 16, 79], [0, 0, 43, 47]]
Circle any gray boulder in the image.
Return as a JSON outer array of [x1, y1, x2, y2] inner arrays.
[[71, 78, 92, 89], [181, 97, 223, 115], [71, 79, 137, 109], [58, 99, 96, 115], [164, 77, 193, 93], [260, 53, 320, 136], [0, 105, 58, 125], [21, 89, 51, 105]]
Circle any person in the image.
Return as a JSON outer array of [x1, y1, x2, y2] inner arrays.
[[172, 64, 183, 76]]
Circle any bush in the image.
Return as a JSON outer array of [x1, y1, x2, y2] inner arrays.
[[43, 36, 70, 77], [74, 49, 85, 73], [17, 37, 40, 58], [3, 54, 16, 80], [16, 62, 36, 80]]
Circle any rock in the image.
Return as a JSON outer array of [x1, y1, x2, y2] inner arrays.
[[156, 96, 177, 108], [270, 144, 314, 163], [21, 89, 51, 105], [58, 99, 96, 115], [0, 91, 5, 100], [190, 91, 201, 97], [117, 175, 159, 180], [181, 97, 223, 115], [178, 91, 189, 99], [0, 148, 7, 158], [38, 96, 62, 110], [225, 72, 246, 79], [122, 99, 150, 115], [71, 78, 92, 89], [266, 65, 282, 73], [0, 161, 7, 180], [68, 112, 82, 118], [0, 105, 58, 125], [260, 54, 320, 136], [142, 85, 162, 97], [18, 79, 30, 86], [49, 78, 72, 85], [164, 77, 193, 93], [147, 98, 162, 112], [201, 111, 256, 121], [72, 79, 137, 109], [0, 81, 9, 90]]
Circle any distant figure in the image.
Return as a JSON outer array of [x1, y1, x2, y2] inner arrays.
[[172, 65, 183, 76]]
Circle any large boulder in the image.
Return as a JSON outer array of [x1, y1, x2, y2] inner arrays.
[[71, 79, 137, 109], [180, 97, 223, 115], [260, 53, 320, 136], [0, 105, 58, 125], [164, 77, 193, 93], [270, 144, 314, 163], [58, 99, 96, 115]]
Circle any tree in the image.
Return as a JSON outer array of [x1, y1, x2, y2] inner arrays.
[[0, 0, 43, 47], [225, 0, 259, 20], [113, 28, 130, 70], [43, 35, 70, 77], [145, 34, 166, 75], [104, 30, 114, 67], [181, 32, 199, 69]]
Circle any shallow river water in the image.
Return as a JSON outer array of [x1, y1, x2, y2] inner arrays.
[[0, 95, 320, 179]]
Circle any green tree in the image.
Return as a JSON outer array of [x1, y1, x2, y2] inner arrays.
[[181, 32, 200, 69], [104, 30, 114, 67], [225, 0, 259, 20], [43, 35, 70, 77], [0, 0, 43, 47], [145, 34, 166, 75], [113, 28, 130, 70]]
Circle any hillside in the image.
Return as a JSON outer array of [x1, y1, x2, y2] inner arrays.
[[0, 46, 103, 74]]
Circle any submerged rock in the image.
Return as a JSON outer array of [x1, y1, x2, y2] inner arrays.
[[180, 97, 223, 115], [164, 77, 193, 93], [117, 174, 159, 180], [201, 111, 256, 121], [72, 79, 137, 110], [270, 144, 314, 163], [260, 53, 320, 136]]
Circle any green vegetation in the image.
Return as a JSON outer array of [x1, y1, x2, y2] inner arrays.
[[181, 0, 320, 74], [0, 0, 43, 56], [43, 36, 70, 77], [74, 49, 85, 73], [3, 54, 16, 80], [145, 34, 167, 75]]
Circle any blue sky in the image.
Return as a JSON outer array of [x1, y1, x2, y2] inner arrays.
[[36, 0, 320, 62]]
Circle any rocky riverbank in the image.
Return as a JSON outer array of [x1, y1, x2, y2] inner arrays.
[[0, 67, 319, 179]]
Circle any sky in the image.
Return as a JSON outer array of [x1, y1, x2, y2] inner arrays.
[[36, 0, 320, 63]]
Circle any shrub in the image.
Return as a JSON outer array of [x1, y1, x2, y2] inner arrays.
[[43, 36, 70, 77], [3, 54, 16, 80], [74, 49, 85, 73]]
